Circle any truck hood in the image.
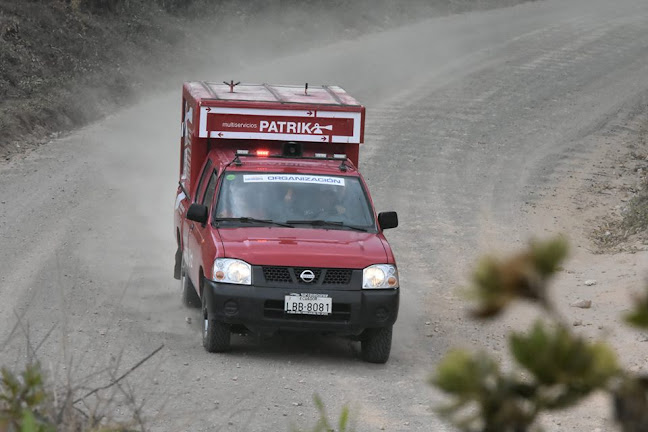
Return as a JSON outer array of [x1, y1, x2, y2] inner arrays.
[[217, 227, 389, 269]]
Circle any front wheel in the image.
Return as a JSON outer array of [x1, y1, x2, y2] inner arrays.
[[361, 326, 392, 364], [202, 289, 231, 353]]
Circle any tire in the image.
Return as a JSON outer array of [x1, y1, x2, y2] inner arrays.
[[202, 290, 231, 353], [181, 260, 201, 308], [361, 326, 392, 364]]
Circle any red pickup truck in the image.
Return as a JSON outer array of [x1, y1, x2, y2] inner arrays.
[[173, 82, 399, 363]]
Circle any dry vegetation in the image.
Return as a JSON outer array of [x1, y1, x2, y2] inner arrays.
[[591, 122, 648, 251], [0, 315, 165, 432]]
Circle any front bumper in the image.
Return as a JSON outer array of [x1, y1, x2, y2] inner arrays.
[[203, 279, 399, 336]]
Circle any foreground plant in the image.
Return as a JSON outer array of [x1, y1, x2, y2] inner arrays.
[[294, 394, 354, 432], [0, 362, 54, 432], [433, 236, 648, 432]]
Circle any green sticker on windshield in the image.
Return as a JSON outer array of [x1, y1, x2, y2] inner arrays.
[[226, 174, 235, 180]]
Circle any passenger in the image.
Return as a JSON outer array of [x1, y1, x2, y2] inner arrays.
[[311, 187, 346, 220]]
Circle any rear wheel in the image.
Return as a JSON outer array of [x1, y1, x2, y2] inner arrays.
[[361, 326, 392, 364], [180, 260, 201, 308], [202, 290, 231, 353]]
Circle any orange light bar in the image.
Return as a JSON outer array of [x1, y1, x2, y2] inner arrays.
[[257, 150, 270, 157]]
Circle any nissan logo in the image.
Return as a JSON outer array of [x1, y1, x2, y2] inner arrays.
[[300, 270, 316, 283]]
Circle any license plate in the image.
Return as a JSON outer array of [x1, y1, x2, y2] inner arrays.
[[284, 293, 332, 316]]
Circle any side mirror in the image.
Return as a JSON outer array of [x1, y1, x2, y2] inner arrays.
[[378, 211, 398, 230], [187, 203, 208, 225]]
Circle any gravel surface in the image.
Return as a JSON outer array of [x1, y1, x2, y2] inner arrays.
[[1, 0, 648, 430]]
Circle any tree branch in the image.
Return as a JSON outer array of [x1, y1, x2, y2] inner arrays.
[[73, 344, 164, 405]]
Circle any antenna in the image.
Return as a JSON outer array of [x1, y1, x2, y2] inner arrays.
[[304, 83, 308, 96], [223, 80, 240, 93]]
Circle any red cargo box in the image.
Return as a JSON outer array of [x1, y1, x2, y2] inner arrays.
[[183, 82, 365, 144]]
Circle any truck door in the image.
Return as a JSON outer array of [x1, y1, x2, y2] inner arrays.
[[183, 160, 211, 283], [186, 161, 218, 290]]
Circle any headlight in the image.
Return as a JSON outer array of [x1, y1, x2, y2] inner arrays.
[[213, 258, 251, 285], [363, 264, 399, 289]]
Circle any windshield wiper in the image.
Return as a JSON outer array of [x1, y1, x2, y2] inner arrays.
[[285, 219, 369, 232], [214, 217, 294, 228]]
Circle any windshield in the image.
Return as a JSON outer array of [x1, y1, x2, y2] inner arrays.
[[214, 173, 375, 229]]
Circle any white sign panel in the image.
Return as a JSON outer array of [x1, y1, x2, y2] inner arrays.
[[243, 174, 345, 186]]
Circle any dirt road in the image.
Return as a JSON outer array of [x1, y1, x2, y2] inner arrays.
[[1, 0, 648, 430]]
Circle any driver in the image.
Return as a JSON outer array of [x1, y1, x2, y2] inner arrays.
[[217, 180, 266, 219]]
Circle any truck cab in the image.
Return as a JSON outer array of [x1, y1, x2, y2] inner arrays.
[[174, 82, 399, 363]]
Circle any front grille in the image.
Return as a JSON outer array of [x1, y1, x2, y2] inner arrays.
[[323, 269, 352, 285], [260, 266, 354, 286], [263, 266, 292, 283], [264, 300, 351, 322]]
